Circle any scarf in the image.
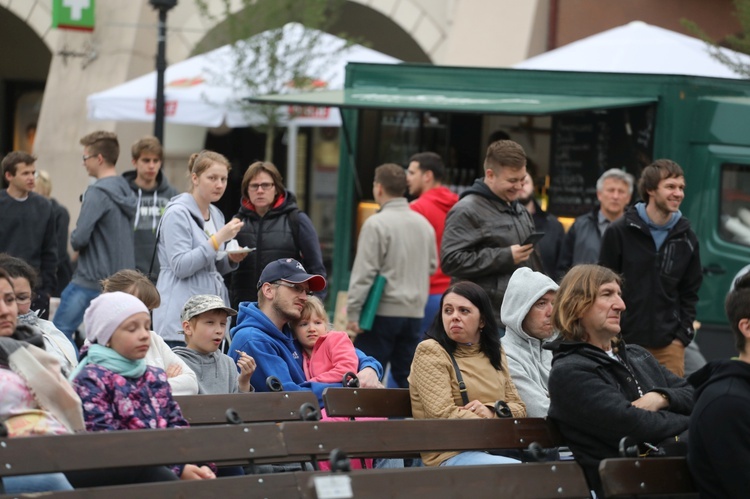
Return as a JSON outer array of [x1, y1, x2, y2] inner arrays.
[[0, 325, 85, 434], [69, 344, 147, 380]]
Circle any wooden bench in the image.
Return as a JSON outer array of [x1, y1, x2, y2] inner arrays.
[[280, 417, 565, 463], [598, 457, 698, 498], [176, 391, 320, 425], [0, 423, 290, 499], [296, 463, 591, 499], [322, 387, 412, 419]]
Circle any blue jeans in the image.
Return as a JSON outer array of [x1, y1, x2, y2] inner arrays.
[[440, 451, 520, 466], [420, 294, 442, 339], [3, 473, 73, 493], [354, 315, 421, 388], [53, 282, 101, 349]]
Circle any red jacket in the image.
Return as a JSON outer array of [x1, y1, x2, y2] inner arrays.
[[410, 186, 459, 294]]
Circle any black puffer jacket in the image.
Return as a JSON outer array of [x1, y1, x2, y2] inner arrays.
[[230, 191, 326, 308], [546, 338, 692, 494], [599, 206, 702, 348], [441, 179, 541, 326]]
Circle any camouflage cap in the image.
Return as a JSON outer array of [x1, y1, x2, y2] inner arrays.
[[180, 294, 237, 323]]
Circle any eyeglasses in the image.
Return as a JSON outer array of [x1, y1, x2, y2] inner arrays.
[[248, 182, 274, 191], [273, 281, 313, 296], [82, 154, 97, 162]]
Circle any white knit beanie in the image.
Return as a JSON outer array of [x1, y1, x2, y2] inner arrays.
[[83, 292, 149, 346]]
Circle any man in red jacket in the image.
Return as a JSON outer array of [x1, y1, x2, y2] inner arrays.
[[406, 152, 459, 336]]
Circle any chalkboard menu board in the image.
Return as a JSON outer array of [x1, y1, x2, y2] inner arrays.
[[548, 105, 655, 217]]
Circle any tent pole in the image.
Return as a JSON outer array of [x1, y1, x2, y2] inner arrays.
[[287, 122, 299, 196]]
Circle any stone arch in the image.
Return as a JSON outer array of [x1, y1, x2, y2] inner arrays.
[[0, 5, 54, 152], [182, 0, 440, 62], [1, 3, 57, 51]]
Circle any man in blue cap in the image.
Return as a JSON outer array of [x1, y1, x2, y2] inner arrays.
[[229, 258, 383, 402]]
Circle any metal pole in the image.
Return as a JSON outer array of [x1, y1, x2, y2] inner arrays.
[[154, 7, 168, 143]]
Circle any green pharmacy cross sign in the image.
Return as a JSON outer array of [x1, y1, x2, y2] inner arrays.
[[53, 0, 95, 31]]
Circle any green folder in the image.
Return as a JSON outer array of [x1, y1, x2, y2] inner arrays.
[[359, 274, 387, 331]]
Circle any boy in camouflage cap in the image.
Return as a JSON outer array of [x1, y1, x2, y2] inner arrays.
[[172, 295, 256, 394]]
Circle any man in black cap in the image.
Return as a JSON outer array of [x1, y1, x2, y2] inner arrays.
[[229, 258, 383, 400]]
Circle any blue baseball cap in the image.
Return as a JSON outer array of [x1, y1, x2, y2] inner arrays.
[[257, 258, 326, 292]]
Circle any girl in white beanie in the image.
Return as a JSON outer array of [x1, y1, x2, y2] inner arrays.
[[68, 292, 216, 487]]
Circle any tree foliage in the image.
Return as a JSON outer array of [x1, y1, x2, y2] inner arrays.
[[194, 0, 351, 160], [682, 0, 750, 77]]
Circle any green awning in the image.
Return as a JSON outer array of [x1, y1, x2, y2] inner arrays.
[[249, 87, 657, 115]]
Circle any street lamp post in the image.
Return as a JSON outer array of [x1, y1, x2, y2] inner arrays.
[[149, 0, 178, 144]]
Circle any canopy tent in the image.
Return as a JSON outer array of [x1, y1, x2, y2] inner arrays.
[[249, 87, 656, 114], [86, 22, 400, 128], [514, 20, 750, 79]]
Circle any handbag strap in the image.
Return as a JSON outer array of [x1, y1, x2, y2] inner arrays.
[[447, 351, 470, 406]]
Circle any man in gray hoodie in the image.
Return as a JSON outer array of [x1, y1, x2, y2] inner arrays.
[[122, 136, 179, 278], [53, 131, 137, 347], [500, 267, 559, 417]]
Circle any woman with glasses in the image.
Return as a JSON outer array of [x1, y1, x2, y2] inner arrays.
[[152, 151, 247, 348], [0, 267, 83, 493], [0, 254, 77, 376], [229, 161, 326, 310]]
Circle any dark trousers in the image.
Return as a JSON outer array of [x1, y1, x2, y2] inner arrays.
[[354, 315, 421, 388]]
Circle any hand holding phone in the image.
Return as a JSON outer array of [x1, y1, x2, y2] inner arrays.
[[522, 232, 545, 246]]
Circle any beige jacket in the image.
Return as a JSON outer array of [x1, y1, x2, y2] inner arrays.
[[347, 198, 436, 321], [409, 339, 526, 466]]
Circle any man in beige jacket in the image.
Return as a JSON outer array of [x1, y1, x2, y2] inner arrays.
[[347, 163, 436, 388]]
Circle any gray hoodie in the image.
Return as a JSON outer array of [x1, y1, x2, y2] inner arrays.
[[152, 193, 237, 341], [500, 267, 559, 417], [71, 176, 138, 288], [122, 170, 180, 276], [172, 346, 240, 394]]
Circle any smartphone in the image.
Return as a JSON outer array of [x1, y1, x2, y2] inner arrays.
[[522, 232, 545, 246]]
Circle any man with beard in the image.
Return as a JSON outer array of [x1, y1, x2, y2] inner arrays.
[[229, 258, 383, 401], [600, 159, 702, 376], [406, 152, 458, 334], [501, 267, 559, 417]]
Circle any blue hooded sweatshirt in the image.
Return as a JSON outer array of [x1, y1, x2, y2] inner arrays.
[[229, 302, 382, 404]]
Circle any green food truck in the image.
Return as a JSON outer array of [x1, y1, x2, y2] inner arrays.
[[254, 62, 750, 360]]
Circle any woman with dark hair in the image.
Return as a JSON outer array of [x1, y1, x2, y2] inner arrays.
[[0, 268, 83, 493], [546, 264, 692, 496], [230, 161, 326, 308], [409, 280, 526, 467]]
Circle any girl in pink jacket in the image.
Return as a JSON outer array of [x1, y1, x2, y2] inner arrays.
[[293, 297, 358, 383]]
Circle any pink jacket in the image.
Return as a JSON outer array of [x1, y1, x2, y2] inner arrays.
[[302, 331, 358, 384]]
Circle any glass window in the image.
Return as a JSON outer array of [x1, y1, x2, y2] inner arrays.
[[720, 163, 750, 247]]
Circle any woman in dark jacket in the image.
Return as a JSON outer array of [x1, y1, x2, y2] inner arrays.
[[546, 264, 692, 495], [230, 161, 326, 309]]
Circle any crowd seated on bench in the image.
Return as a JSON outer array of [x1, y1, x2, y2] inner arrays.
[[11, 254, 750, 498]]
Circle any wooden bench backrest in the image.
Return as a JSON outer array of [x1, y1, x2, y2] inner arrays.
[[598, 457, 698, 498], [175, 392, 320, 425], [281, 418, 563, 459], [322, 388, 412, 418], [32, 473, 300, 499], [297, 463, 591, 499], [0, 423, 286, 477]]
